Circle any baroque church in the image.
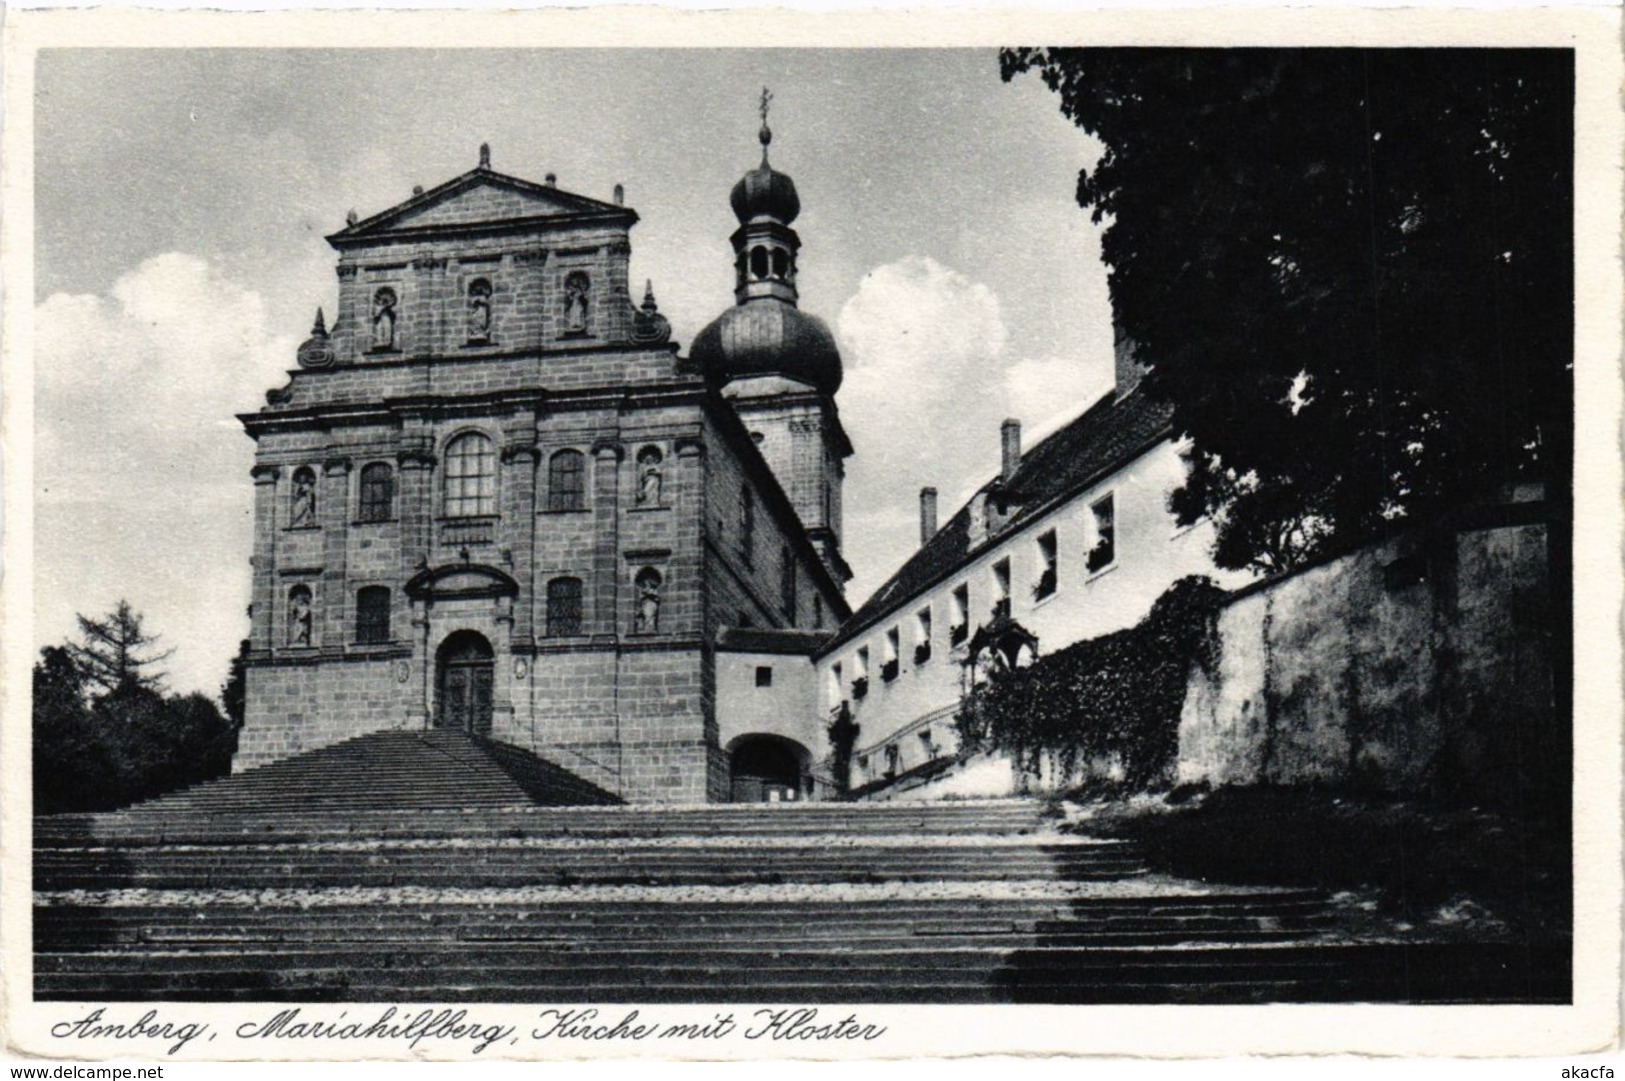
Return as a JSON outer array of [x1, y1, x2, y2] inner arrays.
[[239, 115, 1228, 804], [239, 119, 853, 804]]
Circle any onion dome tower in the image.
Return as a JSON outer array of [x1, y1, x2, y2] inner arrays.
[[692, 91, 852, 588]]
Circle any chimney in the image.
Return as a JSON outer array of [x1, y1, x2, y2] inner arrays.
[[919, 487, 938, 546], [613, 183, 625, 206], [1000, 419, 1021, 483], [544, 173, 557, 188]]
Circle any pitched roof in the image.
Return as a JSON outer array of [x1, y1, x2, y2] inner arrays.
[[717, 628, 833, 656], [831, 388, 1176, 648], [327, 166, 634, 246]]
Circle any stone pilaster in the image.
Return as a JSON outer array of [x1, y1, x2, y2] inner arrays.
[[249, 464, 281, 653], [320, 457, 352, 649], [590, 440, 624, 636], [501, 436, 540, 646]]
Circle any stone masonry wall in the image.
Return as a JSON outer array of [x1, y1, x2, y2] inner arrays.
[[1177, 511, 1559, 802]]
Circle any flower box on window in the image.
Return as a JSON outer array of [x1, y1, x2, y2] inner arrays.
[[991, 597, 1011, 621], [880, 659, 899, 682], [914, 642, 932, 665], [852, 677, 869, 700], [949, 623, 968, 645], [1087, 539, 1115, 573], [1033, 567, 1057, 600]]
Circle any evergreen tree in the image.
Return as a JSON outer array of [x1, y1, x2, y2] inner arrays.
[[1003, 48, 1572, 571], [68, 600, 175, 698]]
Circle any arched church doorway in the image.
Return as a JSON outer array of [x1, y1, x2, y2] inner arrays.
[[435, 630, 494, 736], [728, 734, 809, 803]]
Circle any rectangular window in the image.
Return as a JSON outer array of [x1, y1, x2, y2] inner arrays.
[[779, 544, 796, 622], [950, 583, 969, 645], [991, 558, 1012, 620], [1089, 494, 1117, 572], [545, 577, 584, 636], [914, 606, 932, 665], [830, 662, 843, 702], [755, 665, 773, 688], [739, 487, 755, 568], [853, 647, 870, 699], [881, 628, 900, 682], [355, 586, 391, 644], [547, 450, 586, 512], [358, 463, 395, 523], [445, 434, 497, 518], [1034, 530, 1058, 600]]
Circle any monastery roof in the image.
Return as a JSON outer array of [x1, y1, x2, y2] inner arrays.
[[829, 388, 1175, 650]]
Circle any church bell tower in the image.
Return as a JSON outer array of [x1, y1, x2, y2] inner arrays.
[[691, 91, 852, 587]]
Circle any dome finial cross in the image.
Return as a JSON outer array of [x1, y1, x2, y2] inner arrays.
[[758, 86, 774, 162]]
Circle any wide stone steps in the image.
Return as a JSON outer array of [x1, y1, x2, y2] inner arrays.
[[36, 895, 1336, 949], [35, 754, 1564, 1005], [35, 843, 1144, 891], [33, 943, 1565, 1003], [117, 730, 618, 815]]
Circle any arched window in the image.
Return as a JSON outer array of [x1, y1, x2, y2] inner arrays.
[[548, 449, 586, 512], [289, 466, 318, 528], [355, 586, 391, 644], [546, 577, 583, 637], [750, 247, 769, 280], [358, 462, 394, 522], [771, 248, 788, 278], [443, 432, 496, 518]]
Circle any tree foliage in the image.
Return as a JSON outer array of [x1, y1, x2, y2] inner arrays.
[[33, 604, 237, 814], [1002, 48, 1572, 572], [67, 599, 175, 697], [955, 576, 1224, 787]]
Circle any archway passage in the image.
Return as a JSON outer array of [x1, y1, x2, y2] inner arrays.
[[729, 734, 809, 803], [435, 630, 494, 736]]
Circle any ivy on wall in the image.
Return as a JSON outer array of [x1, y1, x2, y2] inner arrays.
[[955, 576, 1224, 787]]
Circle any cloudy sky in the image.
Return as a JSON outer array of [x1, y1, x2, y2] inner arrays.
[[32, 48, 1113, 698]]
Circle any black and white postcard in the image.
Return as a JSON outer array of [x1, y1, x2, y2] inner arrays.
[[3, 4, 1620, 1063]]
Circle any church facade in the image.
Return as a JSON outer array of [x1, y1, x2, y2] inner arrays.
[[238, 135, 851, 803]]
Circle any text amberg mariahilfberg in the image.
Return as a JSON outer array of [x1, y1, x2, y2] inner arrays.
[[51, 1005, 886, 1055], [235, 1006, 885, 1048]]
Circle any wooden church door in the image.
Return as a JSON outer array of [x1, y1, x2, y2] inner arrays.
[[435, 631, 494, 736]]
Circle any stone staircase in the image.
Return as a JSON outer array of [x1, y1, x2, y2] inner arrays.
[[32, 736, 1567, 1004]]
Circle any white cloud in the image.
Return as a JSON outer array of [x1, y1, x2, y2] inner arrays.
[[1005, 354, 1114, 440], [835, 256, 1012, 603], [832, 257, 1118, 607], [34, 254, 295, 698]]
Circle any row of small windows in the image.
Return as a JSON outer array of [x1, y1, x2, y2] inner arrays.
[[284, 570, 665, 648], [285, 439, 666, 524], [368, 271, 592, 352], [832, 493, 1117, 703]]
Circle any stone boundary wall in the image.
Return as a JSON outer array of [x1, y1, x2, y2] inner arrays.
[[1176, 504, 1562, 802]]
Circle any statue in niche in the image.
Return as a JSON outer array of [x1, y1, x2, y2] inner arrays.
[[289, 469, 317, 528], [371, 287, 398, 350], [636, 447, 663, 506], [467, 279, 492, 341], [634, 568, 662, 634], [288, 587, 313, 647], [563, 272, 590, 334]]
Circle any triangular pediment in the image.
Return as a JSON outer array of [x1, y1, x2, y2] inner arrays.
[[329, 168, 632, 244]]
